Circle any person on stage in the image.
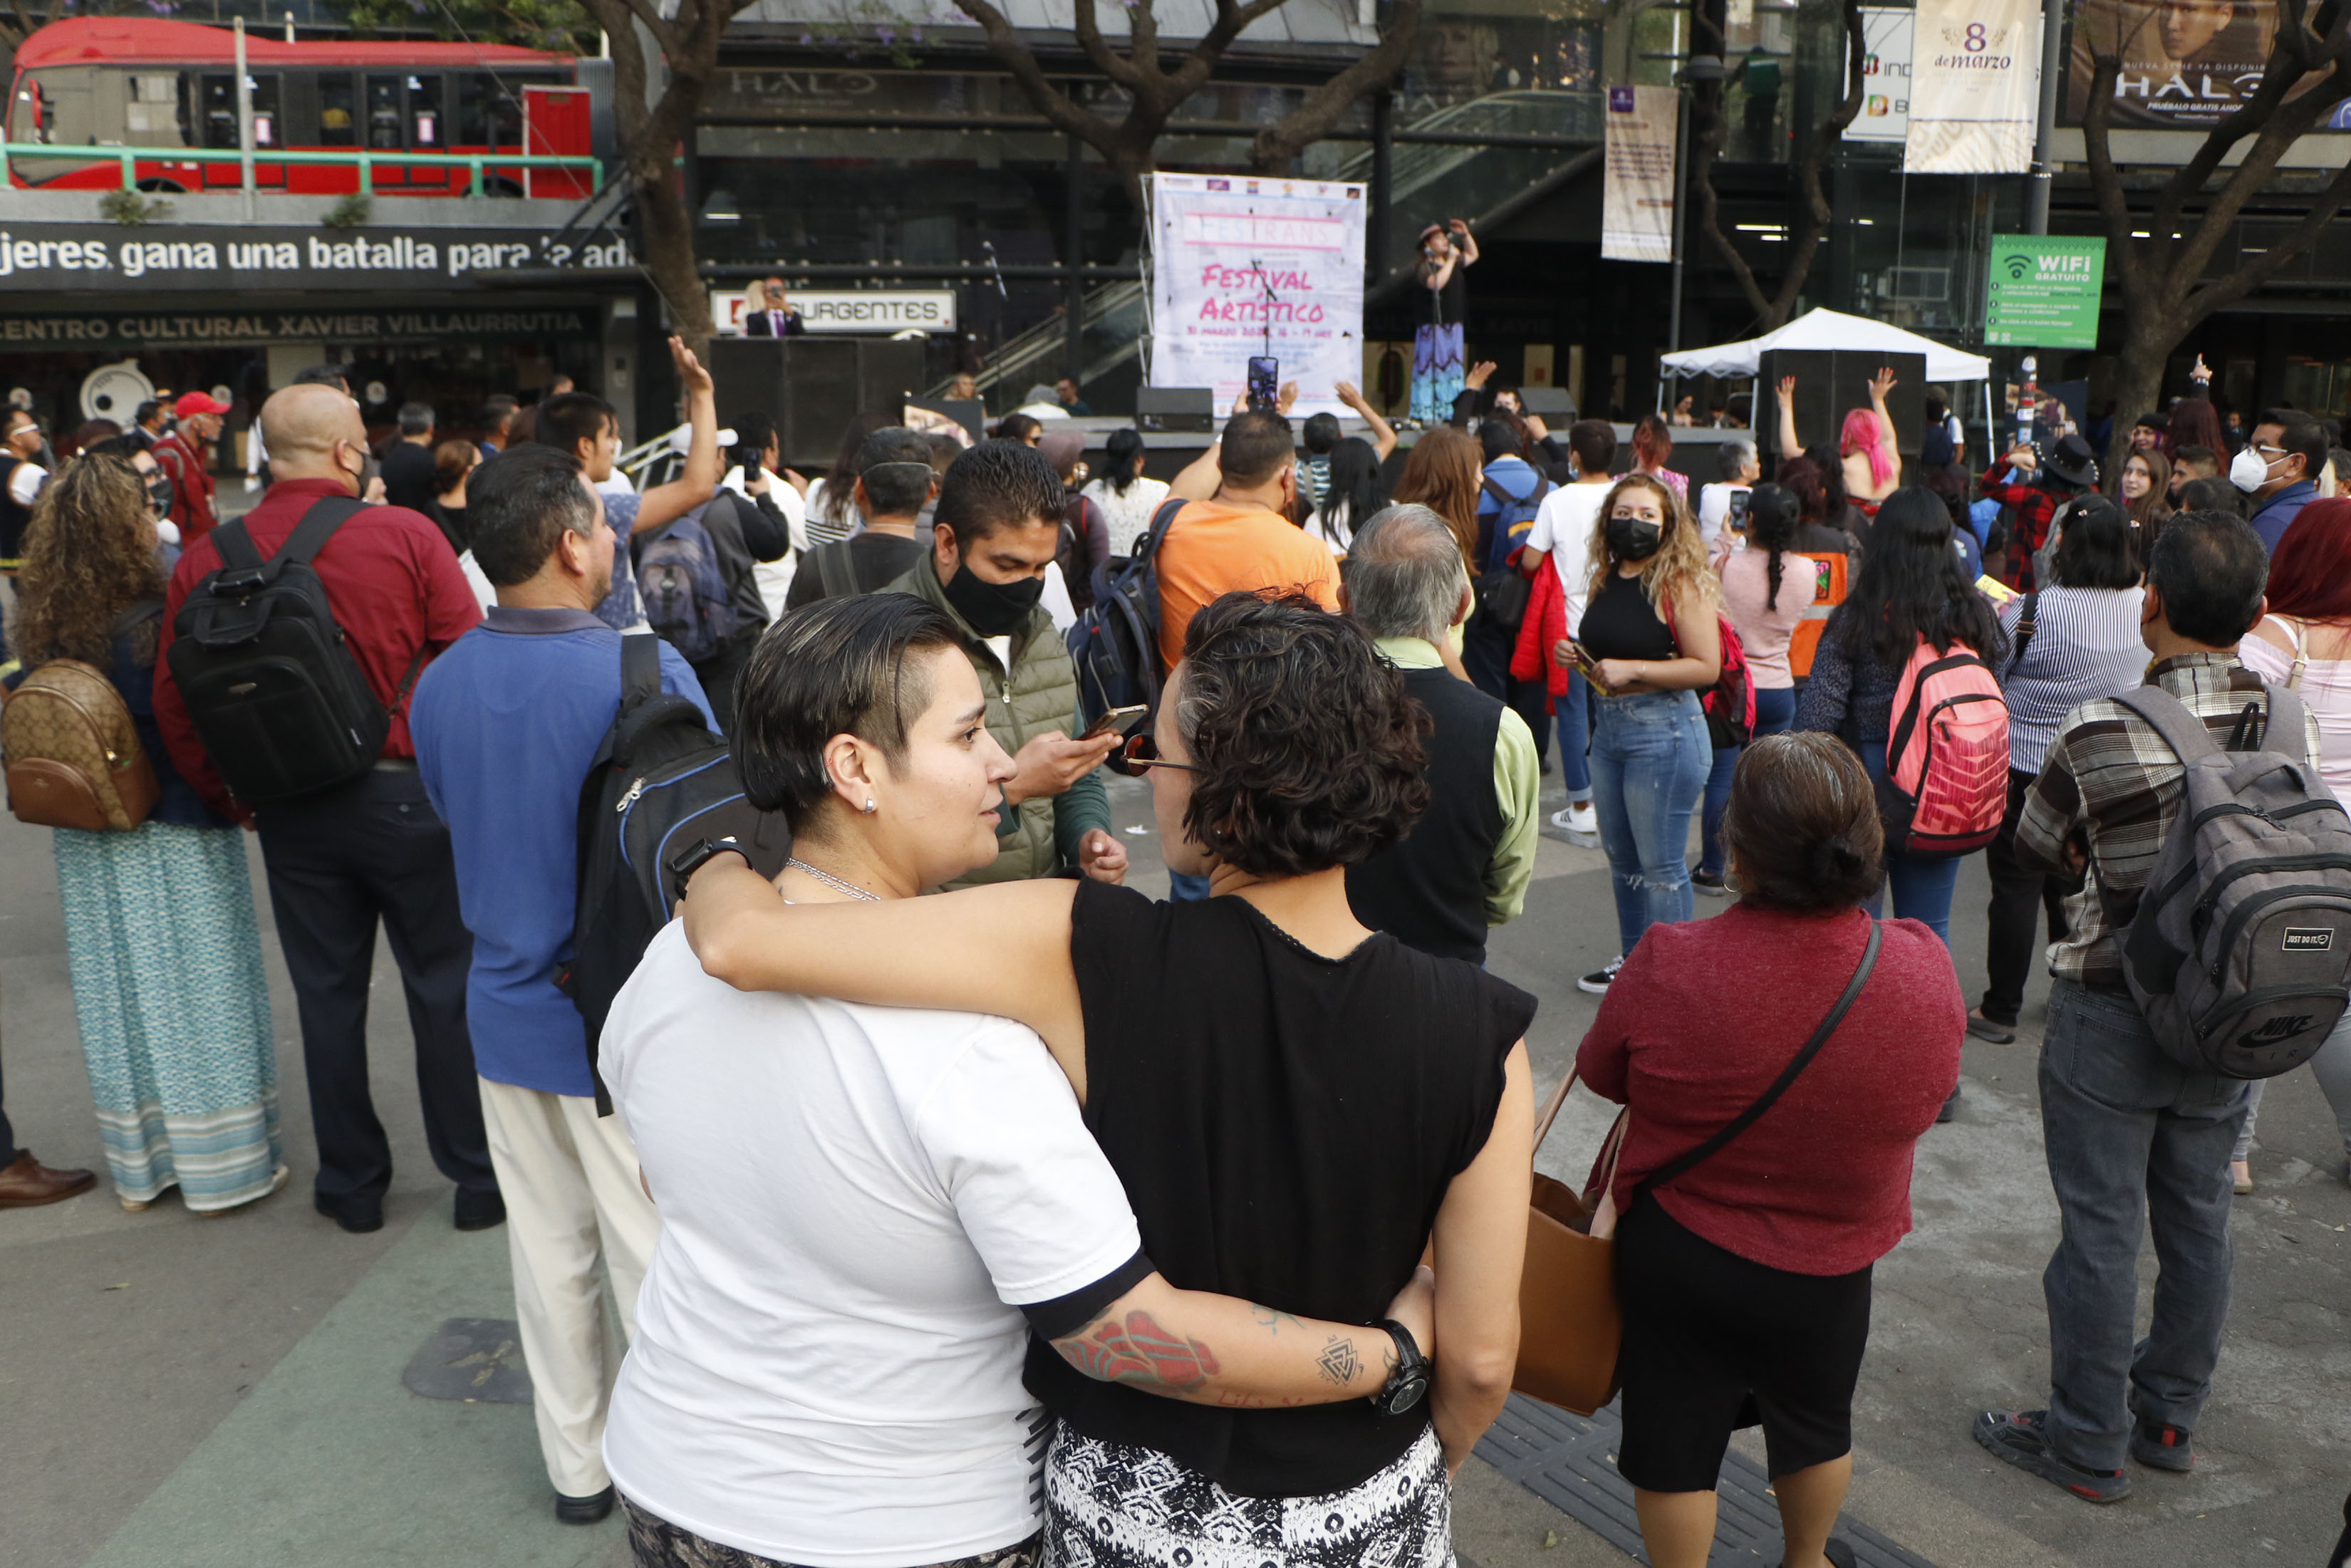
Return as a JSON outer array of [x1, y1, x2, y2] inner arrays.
[[1411, 220, 1478, 426]]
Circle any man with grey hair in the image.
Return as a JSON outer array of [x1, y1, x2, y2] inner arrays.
[[1698, 436, 1760, 549], [1339, 503, 1540, 963]]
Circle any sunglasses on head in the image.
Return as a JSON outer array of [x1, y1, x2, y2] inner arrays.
[[1106, 730, 1195, 778]]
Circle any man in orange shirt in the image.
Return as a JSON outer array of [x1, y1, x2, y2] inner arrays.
[[1156, 405, 1342, 672]]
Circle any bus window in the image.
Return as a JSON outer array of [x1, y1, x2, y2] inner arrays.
[[408, 74, 439, 146], [16, 66, 98, 146], [125, 71, 190, 146], [365, 74, 403, 149], [456, 71, 554, 149], [319, 73, 356, 145], [200, 73, 281, 149]]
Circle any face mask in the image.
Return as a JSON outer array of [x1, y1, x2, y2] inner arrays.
[[1607, 514, 1663, 562], [2229, 445, 2272, 494], [943, 560, 1045, 636], [145, 473, 172, 516]]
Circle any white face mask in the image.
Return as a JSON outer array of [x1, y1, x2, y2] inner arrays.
[[2229, 445, 2272, 494]]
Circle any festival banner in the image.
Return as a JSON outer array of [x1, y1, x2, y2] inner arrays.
[[1146, 172, 1366, 415], [1601, 85, 1676, 262], [1847, 8, 1916, 143], [1904, 0, 2043, 173], [2064, 0, 2335, 130]]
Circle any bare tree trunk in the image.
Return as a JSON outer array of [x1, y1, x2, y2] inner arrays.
[[2103, 323, 2170, 487]]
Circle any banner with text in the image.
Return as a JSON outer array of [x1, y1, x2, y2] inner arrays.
[[1602, 85, 1676, 261], [2063, 0, 2344, 130], [1984, 234, 2107, 348], [1847, 9, 1916, 142], [1148, 172, 1366, 415], [0, 224, 631, 292], [1904, 0, 2042, 173]]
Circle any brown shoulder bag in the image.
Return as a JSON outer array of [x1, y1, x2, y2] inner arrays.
[[2, 602, 165, 832]]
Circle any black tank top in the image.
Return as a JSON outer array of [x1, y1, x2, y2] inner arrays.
[[1029, 879, 1535, 1497], [1579, 568, 1676, 662]]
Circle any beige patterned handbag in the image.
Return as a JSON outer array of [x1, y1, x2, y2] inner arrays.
[[3, 612, 162, 832]]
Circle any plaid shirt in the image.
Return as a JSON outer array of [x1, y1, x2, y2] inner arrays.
[[2016, 653, 2324, 990], [1978, 467, 2062, 591]]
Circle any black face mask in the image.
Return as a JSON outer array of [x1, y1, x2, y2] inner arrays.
[[1607, 515, 1663, 562], [943, 560, 1045, 636], [145, 474, 173, 516]]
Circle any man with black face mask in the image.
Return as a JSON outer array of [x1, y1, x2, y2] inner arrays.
[[878, 440, 1128, 888]]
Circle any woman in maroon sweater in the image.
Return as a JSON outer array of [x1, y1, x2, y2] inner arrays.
[[1577, 731, 1961, 1568]]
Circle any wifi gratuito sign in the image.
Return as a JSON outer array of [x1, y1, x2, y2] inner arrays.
[[1984, 234, 2107, 349]]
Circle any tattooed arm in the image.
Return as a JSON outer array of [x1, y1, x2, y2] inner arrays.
[[1045, 1267, 1434, 1408]]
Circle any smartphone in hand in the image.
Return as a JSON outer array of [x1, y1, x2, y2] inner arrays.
[[1247, 358, 1279, 412], [1081, 703, 1151, 741]]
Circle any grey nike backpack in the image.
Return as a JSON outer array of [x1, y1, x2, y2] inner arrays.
[[2117, 682, 2351, 1079]]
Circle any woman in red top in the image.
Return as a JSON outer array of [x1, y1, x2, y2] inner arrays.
[[1576, 731, 1961, 1568]]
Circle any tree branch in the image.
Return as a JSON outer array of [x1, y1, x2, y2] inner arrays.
[[954, 0, 1126, 147], [2181, 151, 2351, 323], [2077, 49, 2149, 303], [1073, 0, 1146, 93], [1248, 0, 1422, 170]]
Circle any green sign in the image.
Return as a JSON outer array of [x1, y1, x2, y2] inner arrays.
[[1985, 234, 2107, 349]]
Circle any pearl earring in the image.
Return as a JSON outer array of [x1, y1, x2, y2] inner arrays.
[[862, 799, 876, 814]]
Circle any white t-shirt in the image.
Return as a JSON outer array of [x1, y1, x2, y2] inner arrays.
[[9, 460, 48, 508], [1696, 482, 1750, 549], [723, 464, 812, 621], [595, 470, 638, 499], [1525, 482, 1611, 635], [601, 925, 1141, 1568]]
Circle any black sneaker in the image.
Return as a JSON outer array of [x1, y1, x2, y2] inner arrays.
[[555, 1485, 616, 1525], [1973, 1408, 2132, 1503], [2129, 1411, 2195, 1472], [1578, 957, 1624, 995], [1690, 869, 1730, 898], [454, 1186, 507, 1232]]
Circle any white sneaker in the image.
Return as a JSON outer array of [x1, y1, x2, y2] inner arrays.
[[1577, 956, 1624, 995], [1550, 802, 1599, 846]]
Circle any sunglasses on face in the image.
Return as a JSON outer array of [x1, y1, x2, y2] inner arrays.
[[1106, 730, 1195, 777]]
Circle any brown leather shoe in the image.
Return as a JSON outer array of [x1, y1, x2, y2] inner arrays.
[[0, 1151, 98, 1208]]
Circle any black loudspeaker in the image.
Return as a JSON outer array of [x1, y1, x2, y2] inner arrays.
[[1137, 386, 1215, 434], [1518, 387, 1578, 419], [1756, 349, 1926, 463], [709, 338, 929, 469]]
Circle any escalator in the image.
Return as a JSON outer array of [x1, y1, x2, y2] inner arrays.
[[954, 89, 1602, 401]]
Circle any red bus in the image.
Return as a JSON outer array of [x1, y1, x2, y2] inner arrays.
[[6, 17, 610, 198]]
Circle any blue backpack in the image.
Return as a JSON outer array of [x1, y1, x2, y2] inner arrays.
[[1067, 496, 1186, 728], [635, 497, 737, 664]]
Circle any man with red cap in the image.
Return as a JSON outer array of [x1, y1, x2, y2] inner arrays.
[[152, 390, 227, 542]]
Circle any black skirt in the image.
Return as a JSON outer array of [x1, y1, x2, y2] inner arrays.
[[1613, 1197, 1874, 1493]]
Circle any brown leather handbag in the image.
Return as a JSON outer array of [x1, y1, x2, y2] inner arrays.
[[2, 603, 167, 833], [1513, 920, 1884, 1417]]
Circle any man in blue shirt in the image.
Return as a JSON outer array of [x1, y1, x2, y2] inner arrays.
[[411, 445, 713, 1527], [2239, 410, 2325, 554]]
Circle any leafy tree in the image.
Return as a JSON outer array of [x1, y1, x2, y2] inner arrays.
[[323, 0, 599, 55]]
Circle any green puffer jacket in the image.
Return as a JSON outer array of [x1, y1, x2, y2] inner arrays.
[[883, 556, 1111, 886]]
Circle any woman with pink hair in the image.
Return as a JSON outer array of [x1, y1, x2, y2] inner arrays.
[[1632, 414, 1689, 507], [1777, 366, 1902, 516]]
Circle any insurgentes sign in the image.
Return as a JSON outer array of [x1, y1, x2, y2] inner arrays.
[[0, 225, 633, 291]]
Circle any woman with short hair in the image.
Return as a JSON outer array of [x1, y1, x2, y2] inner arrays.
[[680, 592, 1532, 1567], [8, 455, 281, 1213], [1631, 414, 1689, 507], [1969, 494, 2145, 1047], [1581, 732, 1961, 1568]]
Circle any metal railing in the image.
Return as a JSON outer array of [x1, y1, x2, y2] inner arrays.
[[1, 142, 605, 197]]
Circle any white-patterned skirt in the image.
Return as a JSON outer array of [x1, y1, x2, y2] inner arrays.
[[1042, 1423, 1451, 1568]]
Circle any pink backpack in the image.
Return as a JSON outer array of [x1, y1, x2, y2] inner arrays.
[[1881, 635, 2009, 856]]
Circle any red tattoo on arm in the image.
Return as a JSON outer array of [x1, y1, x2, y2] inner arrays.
[[1053, 1310, 1223, 1392]]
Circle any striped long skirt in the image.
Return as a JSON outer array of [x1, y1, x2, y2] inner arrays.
[[53, 821, 281, 1210]]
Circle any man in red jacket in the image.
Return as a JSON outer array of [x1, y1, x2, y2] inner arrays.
[[150, 390, 226, 543], [153, 382, 497, 1237]]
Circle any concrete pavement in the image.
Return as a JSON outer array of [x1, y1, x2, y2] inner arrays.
[[1, 769, 2346, 1568]]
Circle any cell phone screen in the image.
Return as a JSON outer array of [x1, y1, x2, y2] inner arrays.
[[1247, 357, 1278, 411]]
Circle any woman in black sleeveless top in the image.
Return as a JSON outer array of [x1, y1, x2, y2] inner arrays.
[[683, 592, 1535, 1567]]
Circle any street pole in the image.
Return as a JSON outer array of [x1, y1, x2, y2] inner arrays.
[[234, 16, 256, 219], [1064, 134, 1086, 390], [1668, 81, 1691, 363], [2025, 0, 2062, 234]]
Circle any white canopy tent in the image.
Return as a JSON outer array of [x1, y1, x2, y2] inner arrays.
[[1660, 308, 1992, 385]]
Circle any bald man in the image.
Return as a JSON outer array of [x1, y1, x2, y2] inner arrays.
[[154, 380, 500, 1236]]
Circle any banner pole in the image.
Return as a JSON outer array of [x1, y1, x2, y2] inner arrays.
[[2025, 0, 2062, 233]]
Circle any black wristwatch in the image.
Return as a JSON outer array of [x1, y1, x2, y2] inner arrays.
[[667, 836, 749, 889], [1369, 1318, 1431, 1417]]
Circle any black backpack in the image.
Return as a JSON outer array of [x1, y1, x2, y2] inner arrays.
[[1473, 473, 1550, 633], [556, 633, 790, 1110], [1066, 496, 1185, 728], [165, 497, 422, 805]]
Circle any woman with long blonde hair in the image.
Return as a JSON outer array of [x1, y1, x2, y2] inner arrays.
[[1563, 472, 1721, 995], [1391, 425, 1483, 566], [9, 454, 283, 1213]]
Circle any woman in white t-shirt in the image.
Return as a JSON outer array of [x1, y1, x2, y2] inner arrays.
[[2228, 499, 2351, 1192], [1081, 428, 1172, 556], [1517, 418, 1619, 842], [600, 594, 1431, 1568], [1306, 435, 1391, 556]]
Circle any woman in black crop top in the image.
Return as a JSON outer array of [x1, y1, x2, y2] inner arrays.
[[683, 593, 1534, 1565], [1556, 472, 1723, 996]]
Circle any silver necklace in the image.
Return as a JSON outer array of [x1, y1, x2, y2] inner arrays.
[[786, 858, 881, 902]]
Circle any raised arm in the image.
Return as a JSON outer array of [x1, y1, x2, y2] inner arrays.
[[683, 858, 1091, 1089], [1777, 374, 1802, 462], [1168, 394, 1245, 502], [1428, 1042, 1531, 1474], [1867, 365, 1899, 472], [1337, 381, 1397, 460], [633, 338, 720, 534], [1050, 1265, 1435, 1409]]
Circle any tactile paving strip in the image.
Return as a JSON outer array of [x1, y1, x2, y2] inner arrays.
[[1474, 1394, 1939, 1568]]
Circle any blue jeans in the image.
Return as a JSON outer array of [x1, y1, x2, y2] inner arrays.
[[1589, 689, 1711, 958], [1698, 687, 1795, 876], [2039, 980, 2250, 1470], [1553, 670, 1592, 804], [1859, 740, 1961, 947]]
